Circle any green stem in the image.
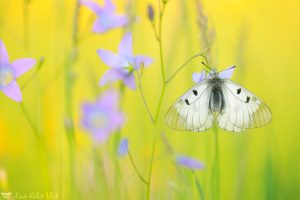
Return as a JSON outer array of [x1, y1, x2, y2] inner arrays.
[[135, 71, 154, 123], [212, 126, 220, 200], [20, 103, 40, 140], [19, 103, 49, 191], [165, 52, 208, 84], [194, 171, 205, 200], [146, 2, 168, 199], [21, 57, 45, 91], [128, 151, 148, 185], [65, 1, 80, 199], [146, 125, 158, 200]]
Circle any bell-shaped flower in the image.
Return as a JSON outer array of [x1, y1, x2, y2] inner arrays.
[[176, 155, 204, 170], [192, 66, 236, 83], [81, 91, 124, 143], [98, 32, 153, 89], [0, 40, 36, 102], [81, 0, 129, 33]]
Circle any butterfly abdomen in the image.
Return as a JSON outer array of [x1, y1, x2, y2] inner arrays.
[[209, 78, 225, 113]]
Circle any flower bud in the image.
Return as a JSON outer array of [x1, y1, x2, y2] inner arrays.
[[147, 5, 154, 21]]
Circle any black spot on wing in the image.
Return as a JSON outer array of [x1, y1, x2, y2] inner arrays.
[[185, 99, 190, 105], [237, 88, 241, 94], [246, 96, 250, 103], [193, 90, 198, 96]]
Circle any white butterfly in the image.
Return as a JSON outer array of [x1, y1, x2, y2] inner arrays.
[[165, 66, 272, 133]]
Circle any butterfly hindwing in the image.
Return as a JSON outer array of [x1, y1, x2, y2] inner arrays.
[[217, 79, 272, 132], [165, 79, 214, 132]]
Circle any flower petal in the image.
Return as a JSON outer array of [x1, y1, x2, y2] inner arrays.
[[176, 155, 204, 170], [12, 58, 36, 78], [97, 90, 118, 109], [133, 56, 153, 70], [1, 81, 22, 102], [0, 40, 9, 65], [97, 49, 128, 68], [104, 0, 115, 12], [218, 66, 236, 79], [99, 69, 125, 86], [81, 0, 103, 15], [118, 32, 132, 58], [123, 74, 136, 89], [92, 18, 109, 33], [108, 15, 129, 29], [192, 70, 206, 83]]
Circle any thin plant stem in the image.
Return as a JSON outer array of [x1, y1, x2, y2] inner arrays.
[[146, 125, 158, 200], [93, 148, 109, 199], [65, 1, 80, 199], [193, 171, 205, 200], [146, 1, 168, 199], [165, 52, 208, 84], [128, 151, 148, 185], [135, 70, 154, 123], [21, 57, 45, 91], [19, 103, 50, 191], [212, 126, 220, 200], [20, 103, 40, 140]]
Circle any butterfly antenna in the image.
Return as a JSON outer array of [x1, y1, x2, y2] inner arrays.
[[201, 62, 215, 72]]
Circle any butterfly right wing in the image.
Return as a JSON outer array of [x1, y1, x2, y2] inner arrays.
[[165, 79, 214, 132], [217, 79, 272, 132]]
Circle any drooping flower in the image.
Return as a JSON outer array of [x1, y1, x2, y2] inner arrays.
[[81, 90, 124, 143], [98, 32, 153, 89], [176, 155, 204, 170], [118, 138, 128, 157], [0, 40, 36, 102], [192, 66, 235, 83], [81, 0, 129, 33]]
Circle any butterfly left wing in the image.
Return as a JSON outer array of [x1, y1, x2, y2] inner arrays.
[[165, 79, 214, 132], [217, 79, 272, 132]]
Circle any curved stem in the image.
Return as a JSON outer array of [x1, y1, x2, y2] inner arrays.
[[136, 71, 154, 123], [128, 151, 148, 185], [165, 52, 208, 84], [20, 103, 40, 140]]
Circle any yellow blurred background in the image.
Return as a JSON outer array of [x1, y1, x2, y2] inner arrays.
[[0, 0, 300, 199]]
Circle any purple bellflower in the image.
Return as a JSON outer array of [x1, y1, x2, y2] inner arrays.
[[192, 66, 236, 83], [81, 0, 129, 33], [0, 40, 36, 102], [82, 91, 124, 143], [98, 32, 153, 89], [118, 138, 128, 157], [176, 155, 204, 170]]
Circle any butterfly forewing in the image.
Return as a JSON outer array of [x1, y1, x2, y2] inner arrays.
[[217, 79, 272, 131], [165, 79, 214, 131]]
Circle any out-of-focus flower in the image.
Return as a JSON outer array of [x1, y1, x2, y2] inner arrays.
[[147, 5, 154, 21], [81, 0, 129, 33], [82, 91, 124, 143], [192, 66, 235, 83], [192, 70, 206, 83], [176, 155, 204, 170], [118, 138, 128, 157], [98, 32, 153, 89], [0, 40, 36, 102]]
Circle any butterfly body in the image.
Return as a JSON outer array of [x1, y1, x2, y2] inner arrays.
[[165, 67, 272, 133], [208, 76, 226, 114]]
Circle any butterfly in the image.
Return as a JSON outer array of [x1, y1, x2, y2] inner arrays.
[[165, 64, 272, 133]]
